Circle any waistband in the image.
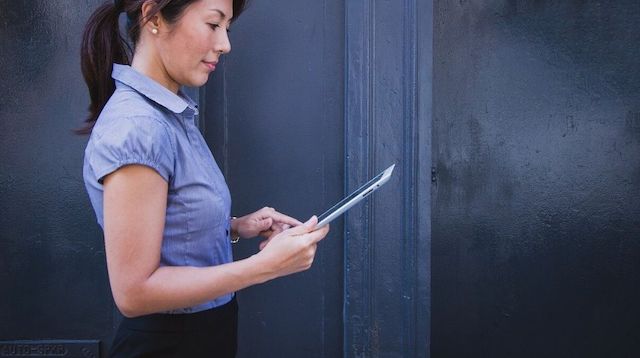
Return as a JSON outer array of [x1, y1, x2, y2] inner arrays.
[[119, 296, 238, 332]]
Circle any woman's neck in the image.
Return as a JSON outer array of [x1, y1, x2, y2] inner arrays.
[[131, 47, 180, 94]]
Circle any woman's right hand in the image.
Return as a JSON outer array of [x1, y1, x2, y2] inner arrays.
[[255, 216, 329, 279]]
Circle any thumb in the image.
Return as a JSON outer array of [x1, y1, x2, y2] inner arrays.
[[286, 215, 317, 236], [305, 215, 318, 227]]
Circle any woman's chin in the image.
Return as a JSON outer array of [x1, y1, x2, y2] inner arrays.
[[184, 74, 211, 88]]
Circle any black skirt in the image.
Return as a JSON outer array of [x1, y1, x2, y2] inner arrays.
[[109, 297, 238, 358]]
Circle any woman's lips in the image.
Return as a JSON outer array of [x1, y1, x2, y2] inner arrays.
[[203, 61, 217, 71]]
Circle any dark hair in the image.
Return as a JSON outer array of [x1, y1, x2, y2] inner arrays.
[[77, 0, 247, 135]]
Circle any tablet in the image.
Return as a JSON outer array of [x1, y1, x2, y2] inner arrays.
[[316, 164, 395, 228]]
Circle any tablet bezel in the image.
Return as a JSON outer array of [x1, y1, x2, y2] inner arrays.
[[315, 164, 395, 228]]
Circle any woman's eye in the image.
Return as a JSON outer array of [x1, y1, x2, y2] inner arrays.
[[208, 23, 230, 33]]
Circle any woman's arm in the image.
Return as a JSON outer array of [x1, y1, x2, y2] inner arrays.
[[103, 164, 328, 318]]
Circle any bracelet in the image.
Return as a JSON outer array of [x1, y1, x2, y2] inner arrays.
[[230, 217, 240, 243]]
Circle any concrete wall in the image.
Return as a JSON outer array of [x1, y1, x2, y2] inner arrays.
[[0, 1, 113, 355], [433, 1, 640, 356]]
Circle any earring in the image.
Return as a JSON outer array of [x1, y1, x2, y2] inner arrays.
[[151, 28, 158, 35]]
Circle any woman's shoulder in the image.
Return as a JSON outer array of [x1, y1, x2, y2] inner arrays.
[[84, 91, 178, 184], [92, 89, 176, 140], [106, 87, 174, 120], [88, 89, 179, 156]]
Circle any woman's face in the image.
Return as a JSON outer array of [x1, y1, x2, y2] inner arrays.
[[154, 0, 233, 91]]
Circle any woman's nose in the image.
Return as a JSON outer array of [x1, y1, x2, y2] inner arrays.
[[214, 32, 231, 54]]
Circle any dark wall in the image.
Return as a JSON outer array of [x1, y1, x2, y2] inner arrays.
[[342, 0, 432, 356], [204, 0, 432, 355], [203, 0, 346, 356], [0, 0, 114, 354], [1, 0, 433, 356], [433, 1, 640, 357], [1, 0, 429, 356]]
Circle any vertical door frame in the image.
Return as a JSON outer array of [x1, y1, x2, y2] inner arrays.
[[344, 0, 432, 356]]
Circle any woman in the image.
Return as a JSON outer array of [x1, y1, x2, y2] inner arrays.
[[80, 0, 330, 356]]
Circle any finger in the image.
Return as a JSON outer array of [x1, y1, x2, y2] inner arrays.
[[260, 206, 276, 215], [259, 223, 283, 239], [285, 216, 318, 237], [256, 217, 273, 231], [305, 224, 329, 244], [259, 229, 274, 238], [260, 223, 289, 238], [269, 210, 303, 227], [270, 223, 286, 235], [305, 215, 318, 227]]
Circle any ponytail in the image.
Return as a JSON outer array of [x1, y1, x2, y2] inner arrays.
[[77, 2, 131, 135]]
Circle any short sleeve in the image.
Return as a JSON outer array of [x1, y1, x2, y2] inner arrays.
[[88, 116, 174, 184]]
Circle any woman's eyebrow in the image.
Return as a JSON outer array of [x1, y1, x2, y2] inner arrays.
[[209, 9, 227, 19]]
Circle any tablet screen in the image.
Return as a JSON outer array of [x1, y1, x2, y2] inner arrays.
[[315, 164, 395, 228], [317, 171, 386, 223]]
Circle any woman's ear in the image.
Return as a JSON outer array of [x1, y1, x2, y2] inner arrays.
[[140, 0, 162, 32]]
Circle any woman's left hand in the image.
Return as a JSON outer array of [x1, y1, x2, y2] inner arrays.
[[232, 207, 303, 240]]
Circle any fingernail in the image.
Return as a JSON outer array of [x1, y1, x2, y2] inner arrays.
[[304, 216, 316, 226]]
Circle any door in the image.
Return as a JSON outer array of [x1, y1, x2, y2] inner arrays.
[[203, 0, 431, 356]]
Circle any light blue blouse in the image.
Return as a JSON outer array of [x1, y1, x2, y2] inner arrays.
[[83, 64, 233, 313]]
